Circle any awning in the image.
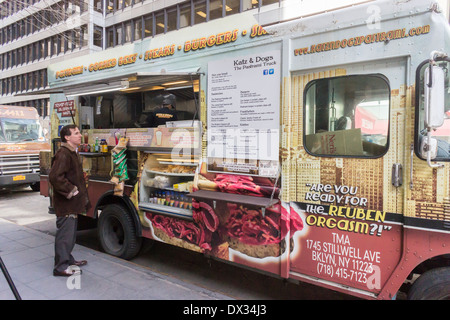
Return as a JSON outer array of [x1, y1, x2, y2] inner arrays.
[[14, 68, 201, 97]]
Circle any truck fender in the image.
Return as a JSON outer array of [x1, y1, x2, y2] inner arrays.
[[94, 190, 142, 237]]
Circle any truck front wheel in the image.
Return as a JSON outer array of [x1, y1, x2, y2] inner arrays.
[[98, 204, 142, 260], [407, 267, 450, 300], [30, 182, 40, 192]]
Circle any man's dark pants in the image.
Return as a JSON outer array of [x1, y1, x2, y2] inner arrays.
[[54, 215, 77, 273]]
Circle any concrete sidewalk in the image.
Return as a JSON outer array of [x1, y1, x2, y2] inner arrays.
[[0, 217, 233, 300]]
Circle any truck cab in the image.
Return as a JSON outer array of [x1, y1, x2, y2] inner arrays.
[[0, 105, 49, 191]]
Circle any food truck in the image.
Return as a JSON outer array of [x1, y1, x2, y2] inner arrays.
[[37, 0, 450, 299], [0, 105, 49, 190]]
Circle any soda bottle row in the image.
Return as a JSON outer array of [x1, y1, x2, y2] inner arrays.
[[149, 189, 192, 210], [80, 137, 108, 153]]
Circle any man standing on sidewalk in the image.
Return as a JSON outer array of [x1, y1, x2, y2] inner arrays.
[[49, 124, 90, 277]]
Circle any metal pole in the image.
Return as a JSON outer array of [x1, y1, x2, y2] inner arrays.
[[0, 257, 21, 300]]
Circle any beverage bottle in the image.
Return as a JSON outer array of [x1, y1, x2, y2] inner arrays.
[[173, 192, 180, 208], [166, 192, 171, 207], [94, 137, 99, 152], [149, 191, 154, 203], [171, 191, 175, 207], [162, 191, 167, 206], [159, 190, 163, 205], [178, 194, 185, 209], [155, 190, 160, 204], [179, 195, 185, 209]]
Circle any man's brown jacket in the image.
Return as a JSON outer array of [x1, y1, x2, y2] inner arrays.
[[49, 143, 90, 217]]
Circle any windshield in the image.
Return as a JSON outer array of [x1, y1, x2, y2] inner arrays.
[[0, 118, 45, 143]]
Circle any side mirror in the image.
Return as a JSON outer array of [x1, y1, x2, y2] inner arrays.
[[424, 65, 445, 129]]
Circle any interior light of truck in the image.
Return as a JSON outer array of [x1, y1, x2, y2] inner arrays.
[[120, 87, 141, 92], [162, 80, 189, 86]]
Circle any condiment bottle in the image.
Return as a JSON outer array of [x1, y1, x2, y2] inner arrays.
[[100, 139, 108, 153]]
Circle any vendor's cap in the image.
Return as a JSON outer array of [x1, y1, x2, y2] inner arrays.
[[162, 94, 176, 107]]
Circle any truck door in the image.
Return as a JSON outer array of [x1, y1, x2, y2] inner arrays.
[[286, 58, 406, 297]]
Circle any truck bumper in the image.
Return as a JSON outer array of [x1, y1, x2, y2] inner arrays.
[[0, 173, 40, 187]]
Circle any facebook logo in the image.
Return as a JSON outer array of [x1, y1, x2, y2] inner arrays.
[[263, 69, 275, 75]]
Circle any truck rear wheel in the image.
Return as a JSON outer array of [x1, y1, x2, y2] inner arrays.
[[407, 267, 450, 300], [98, 204, 142, 260]]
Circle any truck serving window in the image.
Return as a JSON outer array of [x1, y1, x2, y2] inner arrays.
[[416, 60, 450, 161], [304, 75, 390, 157]]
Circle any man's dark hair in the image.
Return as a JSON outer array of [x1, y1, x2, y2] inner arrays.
[[60, 124, 78, 143]]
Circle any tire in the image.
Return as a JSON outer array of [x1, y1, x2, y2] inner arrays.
[[30, 182, 40, 192], [408, 267, 450, 300], [98, 204, 142, 260]]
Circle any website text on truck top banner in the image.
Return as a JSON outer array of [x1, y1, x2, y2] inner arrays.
[[293, 25, 430, 56]]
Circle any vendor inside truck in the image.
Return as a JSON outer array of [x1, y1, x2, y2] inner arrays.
[[144, 93, 178, 127]]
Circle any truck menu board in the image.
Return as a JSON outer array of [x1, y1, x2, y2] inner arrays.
[[207, 50, 280, 177]]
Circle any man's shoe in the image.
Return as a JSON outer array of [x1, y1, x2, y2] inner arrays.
[[53, 267, 82, 277], [72, 260, 87, 267]]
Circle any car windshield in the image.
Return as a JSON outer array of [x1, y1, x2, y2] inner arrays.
[[0, 118, 45, 143]]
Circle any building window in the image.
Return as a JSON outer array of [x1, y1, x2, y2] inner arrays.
[[225, 0, 240, 15], [134, 18, 142, 41], [117, 0, 123, 10], [155, 11, 165, 35], [304, 75, 390, 158], [107, 27, 114, 47], [94, 0, 103, 12], [243, 0, 257, 11], [194, 0, 207, 24], [144, 14, 152, 38], [179, 3, 192, 28], [106, 0, 114, 13], [167, 7, 177, 32], [124, 21, 132, 43], [81, 24, 88, 46], [94, 25, 103, 47], [209, 0, 223, 21], [116, 24, 123, 45], [51, 36, 57, 56], [262, 0, 278, 6]]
